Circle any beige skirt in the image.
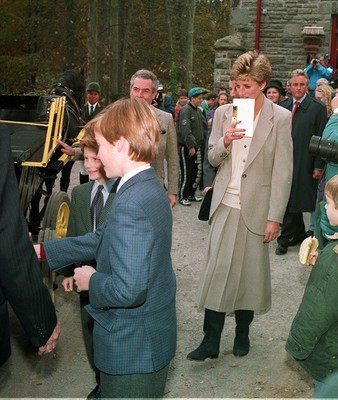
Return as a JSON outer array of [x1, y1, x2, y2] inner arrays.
[[197, 204, 271, 314]]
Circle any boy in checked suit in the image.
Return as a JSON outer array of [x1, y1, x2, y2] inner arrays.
[[59, 132, 118, 399], [36, 99, 176, 399]]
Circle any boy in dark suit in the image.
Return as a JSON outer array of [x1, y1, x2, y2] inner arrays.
[[59, 132, 118, 399]]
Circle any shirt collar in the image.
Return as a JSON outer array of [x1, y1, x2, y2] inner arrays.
[[117, 164, 151, 192], [293, 94, 307, 105]]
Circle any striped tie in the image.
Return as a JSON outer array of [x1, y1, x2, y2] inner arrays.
[[91, 185, 104, 230]]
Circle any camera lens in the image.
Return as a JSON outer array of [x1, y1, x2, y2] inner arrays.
[[309, 135, 338, 163]]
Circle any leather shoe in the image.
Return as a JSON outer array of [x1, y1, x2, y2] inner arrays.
[[275, 244, 287, 255], [87, 384, 101, 400]]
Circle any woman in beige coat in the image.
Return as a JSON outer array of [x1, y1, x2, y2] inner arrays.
[[187, 50, 293, 361]]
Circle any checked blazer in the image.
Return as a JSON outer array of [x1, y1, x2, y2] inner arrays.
[[43, 168, 177, 375]]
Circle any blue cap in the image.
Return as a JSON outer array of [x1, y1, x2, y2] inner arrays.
[[188, 87, 208, 99]]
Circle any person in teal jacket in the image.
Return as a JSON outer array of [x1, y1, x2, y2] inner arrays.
[[286, 175, 338, 394], [304, 55, 333, 95], [314, 111, 338, 249]]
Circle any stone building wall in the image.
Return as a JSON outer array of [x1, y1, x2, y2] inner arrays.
[[214, 0, 338, 90]]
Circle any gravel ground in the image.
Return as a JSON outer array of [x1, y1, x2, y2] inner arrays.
[[0, 163, 314, 399]]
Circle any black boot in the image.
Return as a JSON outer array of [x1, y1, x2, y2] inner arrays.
[[233, 310, 254, 357], [187, 309, 225, 361]]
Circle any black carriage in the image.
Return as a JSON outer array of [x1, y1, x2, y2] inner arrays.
[[0, 92, 84, 301]]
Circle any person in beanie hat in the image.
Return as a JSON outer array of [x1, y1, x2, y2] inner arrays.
[[80, 82, 105, 184], [176, 87, 208, 206]]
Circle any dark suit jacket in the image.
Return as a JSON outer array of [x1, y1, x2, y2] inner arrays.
[[280, 94, 327, 212], [0, 123, 57, 366], [59, 180, 117, 277], [81, 103, 104, 123], [43, 168, 177, 375]]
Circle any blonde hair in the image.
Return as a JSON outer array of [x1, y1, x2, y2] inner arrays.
[[230, 50, 272, 86], [87, 98, 160, 163], [325, 175, 338, 208], [315, 85, 334, 116]]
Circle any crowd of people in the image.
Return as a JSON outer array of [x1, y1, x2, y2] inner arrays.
[[2, 51, 338, 398]]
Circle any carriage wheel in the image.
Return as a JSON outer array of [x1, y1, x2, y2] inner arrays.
[[42, 191, 70, 238], [39, 191, 70, 303]]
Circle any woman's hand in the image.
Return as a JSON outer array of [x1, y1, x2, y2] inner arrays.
[[224, 121, 246, 148], [203, 186, 213, 196], [263, 220, 280, 243]]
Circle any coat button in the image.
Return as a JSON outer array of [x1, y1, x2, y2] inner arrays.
[[332, 355, 336, 359], [242, 174, 247, 178]]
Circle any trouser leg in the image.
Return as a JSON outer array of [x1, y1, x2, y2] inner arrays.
[[80, 295, 100, 385], [100, 364, 169, 399], [277, 211, 306, 247], [179, 145, 197, 199]]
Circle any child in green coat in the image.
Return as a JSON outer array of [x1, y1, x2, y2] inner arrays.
[[286, 175, 338, 394]]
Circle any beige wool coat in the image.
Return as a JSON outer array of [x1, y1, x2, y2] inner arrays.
[[196, 98, 293, 313], [208, 98, 293, 234], [152, 107, 180, 196]]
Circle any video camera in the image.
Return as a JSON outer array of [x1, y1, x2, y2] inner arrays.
[[155, 84, 164, 105], [309, 135, 338, 163], [312, 59, 319, 65]]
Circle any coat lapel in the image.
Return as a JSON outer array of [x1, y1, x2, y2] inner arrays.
[[245, 97, 274, 171], [98, 178, 120, 226], [79, 182, 94, 231]]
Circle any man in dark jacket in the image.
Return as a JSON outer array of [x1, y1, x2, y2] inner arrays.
[[276, 69, 327, 255], [177, 87, 207, 206], [80, 82, 105, 184], [0, 123, 60, 366]]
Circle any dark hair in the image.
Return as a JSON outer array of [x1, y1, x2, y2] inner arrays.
[[206, 92, 217, 100], [177, 89, 188, 97]]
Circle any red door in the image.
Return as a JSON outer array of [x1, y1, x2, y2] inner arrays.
[[330, 15, 338, 78]]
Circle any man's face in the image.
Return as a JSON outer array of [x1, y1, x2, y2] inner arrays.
[[87, 91, 100, 105], [318, 56, 325, 66], [130, 77, 156, 105], [190, 94, 204, 107], [290, 75, 308, 100]]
